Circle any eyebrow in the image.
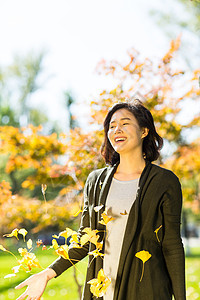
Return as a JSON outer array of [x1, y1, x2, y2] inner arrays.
[[110, 117, 131, 124]]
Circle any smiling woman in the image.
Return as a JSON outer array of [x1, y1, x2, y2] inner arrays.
[[15, 99, 186, 300]]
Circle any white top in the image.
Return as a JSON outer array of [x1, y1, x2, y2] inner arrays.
[[103, 177, 139, 300]]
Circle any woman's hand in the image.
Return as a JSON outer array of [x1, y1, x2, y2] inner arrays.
[[15, 268, 57, 300]]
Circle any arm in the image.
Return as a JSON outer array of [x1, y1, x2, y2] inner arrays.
[[15, 268, 57, 300], [48, 174, 92, 276], [15, 173, 93, 299], [162, 174, 186, 300]]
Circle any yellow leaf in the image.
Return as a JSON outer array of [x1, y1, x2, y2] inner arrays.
[[70, 233, 79, 244], [3, 228, 19, 240], [41, 184, 47, 195], [99, 211, 115, 225], [36, 239, 43, 247], [18, 252, 41, 270], [52, 234, 60, 239], [59, 228, 75, 240], [27, 239, 33, 249], [135, 250, 151, 282], [96, 241, 103, 251], [88, 249, 105, 259], [56, 245, 69, 260], [18, 248, 28, 256], [80, 228, 99, 247], [87, 268, 111, 297], [18, 228, 28, 242], [51, 239, 59, 250], [120, 210, 128, 215]]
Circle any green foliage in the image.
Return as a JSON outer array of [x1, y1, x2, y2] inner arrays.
[[0, 249, 199, 299], [0, 52, 48, 128]]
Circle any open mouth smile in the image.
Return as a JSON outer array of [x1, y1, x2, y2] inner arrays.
[[114, 137, 127, 143]]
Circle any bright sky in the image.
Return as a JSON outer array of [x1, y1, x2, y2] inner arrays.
[[0, 0, 198, 130]]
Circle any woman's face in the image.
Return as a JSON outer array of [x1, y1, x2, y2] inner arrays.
[[108, 108, 146, 156]]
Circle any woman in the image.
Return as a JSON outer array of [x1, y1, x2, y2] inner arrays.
[[16, 100, 186, 300]]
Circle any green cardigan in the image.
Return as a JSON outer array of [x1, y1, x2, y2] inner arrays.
[[49, 161, 186, 300]]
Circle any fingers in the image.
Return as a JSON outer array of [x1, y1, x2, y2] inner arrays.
[[16, 291, 40, 300], [15, 290, 27, 300]]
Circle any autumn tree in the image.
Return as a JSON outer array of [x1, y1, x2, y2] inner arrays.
[[1, 37, 199, 235], [88, 36, 200, 216]]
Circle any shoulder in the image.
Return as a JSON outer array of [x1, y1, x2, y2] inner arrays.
[[86, 165, 110, 185], [150, 163, 181, 187]]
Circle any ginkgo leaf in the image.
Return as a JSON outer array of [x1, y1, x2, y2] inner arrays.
[[51, 239, 59, 250], [80, 228, 99, 247], [27, 239, 33, 249], [96, 241, 103, 251], [88, 249, 105, 259], [52, 234, 60, 239], [3, 228, 19, 240], [41, 184, 47, 195], [18, 228, 28, 242], [99, 211, 115, 225], [36, 239, 43, 247], [120, 210, 128, 215], [87, 268, 111, 297], [41, 184, 48, 213], [59, 228, 75, 240], [18, 248, 28, 256], [94, 205, 104, 212], [0, 245, 7, 251], [135, 250, 152, 282], [154, 225, 162, 243], [18, 252, 41, 270], [56, 245, 69, 260], [70, 233, 79, 244]]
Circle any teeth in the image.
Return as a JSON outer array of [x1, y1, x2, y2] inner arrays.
[[115, 138, 126, 142]]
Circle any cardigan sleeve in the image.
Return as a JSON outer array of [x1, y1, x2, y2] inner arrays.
[[162, 173, 186, 300], [48, 175, 91, 277]]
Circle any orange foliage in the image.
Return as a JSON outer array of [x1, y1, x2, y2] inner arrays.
[[89, 36, 200, 212], [0, 181, 80, 234], [163, 139, 200, 214], [0, 36, 199, 233], [0, 125, 67, 189], [91, 36, 199, 145]]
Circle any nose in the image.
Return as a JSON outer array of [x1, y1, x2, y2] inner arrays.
[[114, 124, 123, 134]]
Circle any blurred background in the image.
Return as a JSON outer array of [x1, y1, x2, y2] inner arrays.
[[0, 0, 199, 299]]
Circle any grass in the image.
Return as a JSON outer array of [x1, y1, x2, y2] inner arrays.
[[0, 248, 87, 300], [0, 247, 199, 300], [185, 248, 200, 300]]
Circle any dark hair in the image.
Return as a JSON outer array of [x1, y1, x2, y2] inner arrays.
[[101, 99, 163, 165]]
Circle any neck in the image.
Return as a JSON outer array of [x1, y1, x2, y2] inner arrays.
[[115, 153, 146, 180]]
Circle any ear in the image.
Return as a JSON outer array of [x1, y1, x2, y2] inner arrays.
[[141, 128, 149, 139]]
